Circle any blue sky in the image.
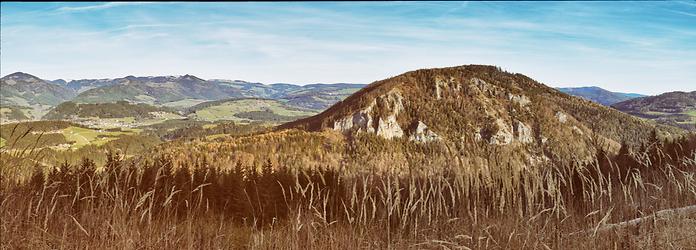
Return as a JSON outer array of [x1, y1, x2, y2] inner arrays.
[[1, 2, 694, 94]]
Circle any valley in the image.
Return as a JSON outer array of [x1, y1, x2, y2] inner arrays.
[[2, 65, 694, 249], [612, 91, 696, 130]]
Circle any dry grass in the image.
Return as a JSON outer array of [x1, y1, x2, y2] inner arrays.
[[2, 131, 696, 249]]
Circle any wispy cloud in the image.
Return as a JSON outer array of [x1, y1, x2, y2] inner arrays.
[[56, 2, 155, 12], [671, 10, 696, 17], [1, 2, 694, 94]]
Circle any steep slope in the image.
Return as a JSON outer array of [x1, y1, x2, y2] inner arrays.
[[280, 65, 676, 163], [557, 86, 644, 105], [612, 91, 696, 130], [0, 72, 76, 107], [187, 98, 317, 123]]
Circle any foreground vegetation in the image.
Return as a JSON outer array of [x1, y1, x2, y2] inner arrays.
[[1, 128, 695, 249]]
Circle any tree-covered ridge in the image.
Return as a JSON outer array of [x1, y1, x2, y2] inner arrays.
[[68, 74, 365, 110], [612, 91, 696, 130], [0, 72, 76, 107], [70, 75, 241, 104], [43, 101, 176, 120], [0, 105, 31, 122], [613, 91, 696, 112], [557, 86, 644, 106]]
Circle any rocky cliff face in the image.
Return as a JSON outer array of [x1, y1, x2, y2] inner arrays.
[[279, 65, 676, 165]]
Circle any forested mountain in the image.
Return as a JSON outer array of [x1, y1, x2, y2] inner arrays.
[[71, 75, 245, 105], [43, 101, 177, 120], [274, 65, 684, 169], [0, 72, 76, 107], [612, 91, 696, 130], [60, 78, 122, 93]]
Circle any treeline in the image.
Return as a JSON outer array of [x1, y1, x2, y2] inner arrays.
[[0, 105, 31, 121], [43, 101, 176, 120], [144, 120, 268, 141]]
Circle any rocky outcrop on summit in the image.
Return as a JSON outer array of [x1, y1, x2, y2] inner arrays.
[[280, 65, 674, 164]]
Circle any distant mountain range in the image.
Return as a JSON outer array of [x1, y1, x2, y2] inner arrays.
[[612, 91, 696, 130], [52, 78, 124, 93], [71, 75, 246, 105], [0, 72, 76, 107], [557, 86, 645, 106], [3, 72, 693, 132], [0, 72, 364, 122]]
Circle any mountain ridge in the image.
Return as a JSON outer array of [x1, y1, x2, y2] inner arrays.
[[612, 91, 696, 130], [280, 65, 679, 165], [0, 72, 76, 106], [557, 86, 645, 105]]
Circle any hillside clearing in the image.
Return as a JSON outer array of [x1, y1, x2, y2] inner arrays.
[[61, 126, 133, 149]]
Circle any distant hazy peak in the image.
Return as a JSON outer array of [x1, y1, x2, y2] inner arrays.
[[2, 72, 42, 81]]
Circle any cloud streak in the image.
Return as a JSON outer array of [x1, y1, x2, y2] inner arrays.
[[56, 2, 156, 12]]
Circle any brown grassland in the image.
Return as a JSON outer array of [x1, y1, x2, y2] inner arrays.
[[1, 126, 696, 249]]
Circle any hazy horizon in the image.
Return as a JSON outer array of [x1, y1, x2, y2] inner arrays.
[[2, 2, 694, 95], [1, 69, 678, 96]]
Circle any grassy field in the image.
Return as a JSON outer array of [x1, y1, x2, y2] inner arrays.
[[159, 99, 211, 110], [60, 126, 134, 149], [336, 87, 363, 95], [683, 109, 696, 119], [202, 124, 218, 129]]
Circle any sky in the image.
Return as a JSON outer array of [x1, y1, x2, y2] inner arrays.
[[1, 2, 694, 95]]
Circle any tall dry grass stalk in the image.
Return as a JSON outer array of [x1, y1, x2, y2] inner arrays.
[[1, 133, 696, 249]]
